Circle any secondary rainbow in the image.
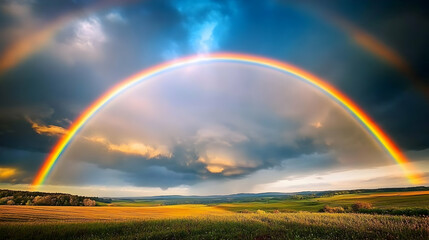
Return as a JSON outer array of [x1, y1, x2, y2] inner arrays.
[[31, 53, 423, 188]]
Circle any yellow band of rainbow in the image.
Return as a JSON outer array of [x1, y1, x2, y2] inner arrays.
[[31, 53, 423, 188]]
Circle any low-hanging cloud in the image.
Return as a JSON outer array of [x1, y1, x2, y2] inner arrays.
[[27, 118, 68, 136], [85, 136, 172, 159]]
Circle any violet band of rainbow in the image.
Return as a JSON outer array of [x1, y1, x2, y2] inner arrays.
[[31, 53, 423, 188]]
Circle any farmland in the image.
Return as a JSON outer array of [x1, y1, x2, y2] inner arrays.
[[215, 190, 429, 212], [100, 190, 429, 215], [0, 205, 230, 222], [0, 188, 428, 239], [0, 212, 428, 240]]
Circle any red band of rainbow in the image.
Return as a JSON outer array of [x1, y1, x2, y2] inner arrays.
[[32, 53, 423, 188]]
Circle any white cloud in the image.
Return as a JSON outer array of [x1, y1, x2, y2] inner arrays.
[[254, 162, 429, 193], [51, 16, 107, 65], [27, 118, 68, 136], [86, 136, 172, 159], [72, 17, 106, 51], [189, 20, 218, 53]]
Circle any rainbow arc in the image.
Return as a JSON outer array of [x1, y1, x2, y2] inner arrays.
[[32, 53, 423, 188]]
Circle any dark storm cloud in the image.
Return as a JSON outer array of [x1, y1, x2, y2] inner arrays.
[[123, 166, 199, 189], [50, 134, 331, 189], [0, 52, 103, 154], [0, 147, 46, 183], [120, 141, 332, 189]]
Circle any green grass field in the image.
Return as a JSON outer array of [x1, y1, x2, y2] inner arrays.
[[109, 191, 429, 213], [1, 213, 428, 240]]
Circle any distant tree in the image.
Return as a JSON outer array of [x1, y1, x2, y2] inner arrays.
[[58, 195, 67, 206], [33, 196, 45, 205], [351, 202, 373, 212], [83, 198, 96, 206], [0, 197, 7, 205], [0, 196, 14, 205], [47, 196, 56, 205], [322, 205, 345, 213], [0, 189, 101, 206], [70, 196, 78, 206], [291, 195, 304, 200]]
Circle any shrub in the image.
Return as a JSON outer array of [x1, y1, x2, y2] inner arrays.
[[238, 209, 251, 213], [321, 205, 345, 213], [256, 209, 266, 214], [359, 207, 429, 217], [6, 199, 15, 205], [351, 202, 372, 212]]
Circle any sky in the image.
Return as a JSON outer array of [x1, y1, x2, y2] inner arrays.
[[0, 0, 428, 197]]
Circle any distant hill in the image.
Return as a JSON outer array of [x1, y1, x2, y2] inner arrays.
[[112, 186, 429, 205], [118, 186, 429, 199]]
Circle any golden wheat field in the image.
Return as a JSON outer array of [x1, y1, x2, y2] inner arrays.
[[0, 205, 231, 222]]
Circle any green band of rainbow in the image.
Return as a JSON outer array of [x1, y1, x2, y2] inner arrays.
[[31, 53, 423, 188]]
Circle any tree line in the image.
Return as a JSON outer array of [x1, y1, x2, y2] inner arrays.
[[0, 189, 111, 206]]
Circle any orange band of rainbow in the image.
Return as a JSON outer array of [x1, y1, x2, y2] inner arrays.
[[31, 53, 423, 188]]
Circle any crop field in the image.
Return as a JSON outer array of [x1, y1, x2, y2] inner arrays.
[[0, 205, 230, 222], [215, 191, 429, 212], [1, 212, 428, 240], [1, 190, 428, 239]]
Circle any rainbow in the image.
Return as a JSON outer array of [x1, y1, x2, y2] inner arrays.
[[31, 53, 423, 188]]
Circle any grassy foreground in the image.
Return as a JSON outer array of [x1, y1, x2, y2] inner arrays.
[[1, 212, 428, 240]]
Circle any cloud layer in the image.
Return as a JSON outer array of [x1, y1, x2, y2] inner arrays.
[[48, 62, 392, 192]]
